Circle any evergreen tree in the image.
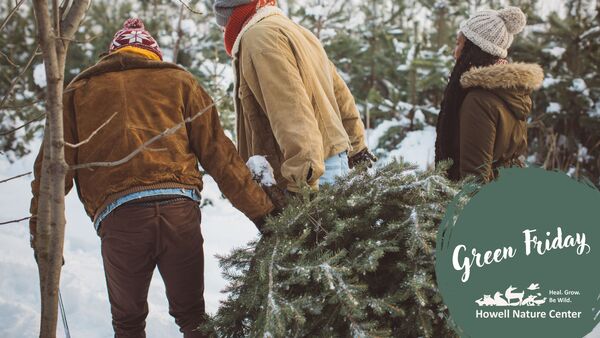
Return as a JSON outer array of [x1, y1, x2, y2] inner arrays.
[[212, 162, 460, 337], [0, 1, 45, 160], [512, 0, 600, 184]]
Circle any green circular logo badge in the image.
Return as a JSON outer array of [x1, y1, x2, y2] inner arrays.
[[435, 168, 600, 338]]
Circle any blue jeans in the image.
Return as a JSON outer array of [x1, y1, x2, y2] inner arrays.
[[94, 188, 201, 231], [319, 152, 349, 186]]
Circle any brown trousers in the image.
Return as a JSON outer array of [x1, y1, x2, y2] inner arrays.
[[100, 198, 208, 338]]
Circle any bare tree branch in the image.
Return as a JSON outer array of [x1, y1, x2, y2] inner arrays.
[[65, 111, 117, 148], [71, 99, 221, 170], [60, 0, 91, 40], [0, 216, 30, 225], [0, 50, 18, 67], [147, 147, 168, 152], [176, 0, 203, 15], [0, 47, 41, 109], [0, 171, 32, 184], [172, 4, 185, 63], [58, 0, 70, 21], [0, 0, 26, 33], [0, 97, 44, 110], [0, 112, 46, 136], [56, 34, 98, 44]]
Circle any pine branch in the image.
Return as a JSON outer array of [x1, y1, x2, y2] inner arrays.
[[264, 237, 281, 334], [214, 162, 460, 337]]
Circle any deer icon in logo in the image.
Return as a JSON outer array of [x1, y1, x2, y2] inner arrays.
[[505, 286, 524, 306]]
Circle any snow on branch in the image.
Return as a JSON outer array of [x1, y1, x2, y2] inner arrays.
[[265, 238, 281, 333], [246, 155, 276, 186]]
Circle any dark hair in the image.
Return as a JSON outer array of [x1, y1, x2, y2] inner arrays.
[[435, 38, 500, 180]]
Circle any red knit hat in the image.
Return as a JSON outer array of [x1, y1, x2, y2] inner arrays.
[[109, 18, 163, 60]]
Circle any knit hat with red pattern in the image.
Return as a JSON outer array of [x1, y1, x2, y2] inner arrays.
[[109, 18, 163, 60]]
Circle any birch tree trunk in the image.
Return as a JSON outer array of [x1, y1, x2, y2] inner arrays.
[[31, 0, 89, 336]]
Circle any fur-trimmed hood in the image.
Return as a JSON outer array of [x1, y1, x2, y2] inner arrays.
[[460, 62, 544, 90], [460, 63, 544, 120]]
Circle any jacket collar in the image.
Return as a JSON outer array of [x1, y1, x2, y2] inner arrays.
[[70, 52, 185, 85], [460, 63, 544, 91], [231, 6, 284, 57]]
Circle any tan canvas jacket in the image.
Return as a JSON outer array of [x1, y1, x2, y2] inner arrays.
[[232, 7, 367, 192]]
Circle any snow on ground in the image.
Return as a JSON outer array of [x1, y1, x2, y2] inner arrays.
[[366, 118, 407, 150], [0, 148, 258, 337], [385, 125, 437, 171]]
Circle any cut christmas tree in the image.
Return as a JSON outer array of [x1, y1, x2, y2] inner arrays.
[[212, 161, 461, 337]]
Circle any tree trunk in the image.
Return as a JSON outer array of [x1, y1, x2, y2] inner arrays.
[[172, 4, 185, 63], [31, 0, 89, 336], [33, 1, 67, 337]]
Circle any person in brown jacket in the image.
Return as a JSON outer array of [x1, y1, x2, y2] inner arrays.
[[29, 19, 275, 338], [435, 7, 543, 182], [213, 0, 376, 193]]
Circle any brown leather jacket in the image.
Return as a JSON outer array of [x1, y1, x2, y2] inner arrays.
[[29, 52, 274, 234]]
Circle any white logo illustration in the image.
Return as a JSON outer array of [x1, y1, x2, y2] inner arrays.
[[475, 283, 547, 307]]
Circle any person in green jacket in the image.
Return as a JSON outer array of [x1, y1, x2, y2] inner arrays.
[[435, 6, 544, 182]]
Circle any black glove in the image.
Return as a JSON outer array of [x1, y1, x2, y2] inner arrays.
[[348, 148, 377, 169], [253, 185, 289, 236], [263, 185, 289, 211]]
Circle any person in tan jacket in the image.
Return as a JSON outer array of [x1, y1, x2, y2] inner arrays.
[[213, 0, 375, 193], [29, 19, 274, 338], [435, 7, 543, 182]]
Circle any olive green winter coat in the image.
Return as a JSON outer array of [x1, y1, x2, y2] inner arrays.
[[459, 62, 544, 182]]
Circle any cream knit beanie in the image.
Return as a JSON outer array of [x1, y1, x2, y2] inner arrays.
[[459, 7, 527, 58]]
